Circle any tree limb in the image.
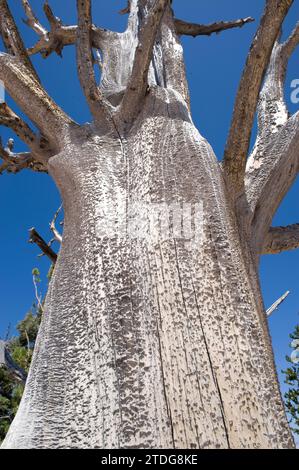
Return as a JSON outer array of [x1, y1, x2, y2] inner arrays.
[[28, 228, 57, 264], [0, 53, 73, 143], [0, 102, 38, 149], [117, 0, 169, 126], [0, 0, 39, 81], [26, 22, 105, 58], [119, 1, 131, 16], [245, 22, 299, 251], [281, 21, 299, 59], [22, 0, 77, 58], [223, 0, 293, 196], [263, 224, 299, 254], [174, 17, 254, 37], [76, 0, 114, 127], [50, 205, 63, 244], [246, 112, 299, 255], [266, 290, 290, 316], [247, 23, 299, 171], [22, 0, 47, 36], [0, 137, 47, 175]]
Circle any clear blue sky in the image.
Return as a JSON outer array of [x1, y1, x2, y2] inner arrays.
[[0, 0, 299, 430]]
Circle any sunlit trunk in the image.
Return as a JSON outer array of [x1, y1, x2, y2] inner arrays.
[[2, 88, 293, 449]]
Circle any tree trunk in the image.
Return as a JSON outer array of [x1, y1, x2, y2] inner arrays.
[[1, 87, 293, 448]]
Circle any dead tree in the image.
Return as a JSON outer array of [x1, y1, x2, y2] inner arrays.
[[0, 0, 298, 449]]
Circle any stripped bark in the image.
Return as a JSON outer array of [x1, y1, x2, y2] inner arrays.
[[223, 0, 293, 195], [0, 0, 39, 80], [263, 225, 299, 254], [76, 0, 114, 128], [174, 17, 254, 37], [0, 137, 47, 175], [0, 0, 297, 450]]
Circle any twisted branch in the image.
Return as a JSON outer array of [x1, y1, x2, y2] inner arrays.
[[174, 17, 254, 37], [223, 0, 293, 196], [263, 224, 299, 254], [76, 0, 114, 127], [118, 0, 169, 126], [0, 137, 47, 175], [0, 0, 39, 81]]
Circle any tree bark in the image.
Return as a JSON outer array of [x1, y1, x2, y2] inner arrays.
[[0, 0, 295, 449], [2, 88, 293, 448]]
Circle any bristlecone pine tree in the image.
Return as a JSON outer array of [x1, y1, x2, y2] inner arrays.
[[0, 0, 298, 449]]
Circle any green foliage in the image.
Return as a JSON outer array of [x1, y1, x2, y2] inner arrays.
[[0, 368, 15, 440], [32, 267, 40, 277], [16, 309, 42, 349], [283, 325, 299, 435]]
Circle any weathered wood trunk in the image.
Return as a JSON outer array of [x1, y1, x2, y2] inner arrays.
[[0, 0, 295, 449], [2, 86, 293, 448]]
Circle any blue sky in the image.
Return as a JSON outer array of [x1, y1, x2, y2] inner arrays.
[[0, 0, 299, 430]]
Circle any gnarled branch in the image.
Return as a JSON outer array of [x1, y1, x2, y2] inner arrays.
[[174, 17, 254, 37], [281, 20, 299, 58], [0, 137, 47, 175], [263, 224, 299, 254], [29, 228, 57, 264], [50, 204, 63, 244], [0, 102, 38, 149], [22, 0, 47, 36], [76, 0, 114, 128], [266, 291, 290, 316], [247, 23, 299, 171], [0, 0, 39, 81], [22, 0, 75, 58], [0, 53, 73, 143], [245, 21, 299, 251], [117, 0, 169, 126], [223, 0, 293, 196]]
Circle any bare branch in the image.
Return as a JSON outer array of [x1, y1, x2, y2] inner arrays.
[[0, 102, 38, 149], [76, 0, 114, 127], [43, 2, 60, 29], [21, 0, 47, 36], [0, 137, 47, 175], [29, 228, 57, 264], [174, 17, 254, 37], [223, 0, 293, 196], [266, 291, 290, 316], [119, 1, 131, 15], [21, 2, 113, 59], [118, 0, 169, 126], [0, 0, 39, 81], [262, 224, 299, 254], [281, 21, 299, 59], [246, 41, 289, 171], [0, 53, 74, 143], [50, 205, 63, 244], [22, 0, 69, 58], [248, 23, 299, 168], [245, 112, 299, 256], [245, 22, 299, 250]]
